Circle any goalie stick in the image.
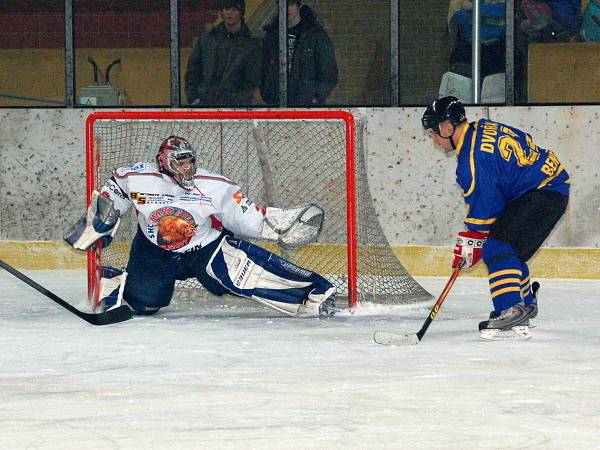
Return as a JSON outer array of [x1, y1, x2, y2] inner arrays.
[[0, 259, 133, 326], [373, 260, 464, 346]]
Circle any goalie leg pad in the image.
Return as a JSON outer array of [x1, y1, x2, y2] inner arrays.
[[206, 236, 335, 317], [64, 190, 120, 251], [97, 266, 128, 312]]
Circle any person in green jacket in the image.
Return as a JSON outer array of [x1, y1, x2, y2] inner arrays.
[[184, 0, 261, 106]]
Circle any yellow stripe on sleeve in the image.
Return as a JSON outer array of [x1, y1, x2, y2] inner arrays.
[[463, 129, 479, 197], [464, 217, 497, 225]]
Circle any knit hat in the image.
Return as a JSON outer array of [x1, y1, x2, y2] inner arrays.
[[221, 0, 245, 16]]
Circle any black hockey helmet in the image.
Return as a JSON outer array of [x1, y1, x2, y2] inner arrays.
[[156, 135, 197, 190], [421, 96, 467, 134]]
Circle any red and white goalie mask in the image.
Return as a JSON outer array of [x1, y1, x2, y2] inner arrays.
[[156, 135, 197, 191]]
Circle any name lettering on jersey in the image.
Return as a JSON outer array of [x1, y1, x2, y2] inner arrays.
[[480, 122, 499, 153], [478, 122, 540, 167], [232, 190, 254, 213], [541, 150, 561, 176]]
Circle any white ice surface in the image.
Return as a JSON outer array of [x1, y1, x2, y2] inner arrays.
[[1, 270, 599, 450]]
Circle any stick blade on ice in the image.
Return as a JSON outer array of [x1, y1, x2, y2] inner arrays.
[[373, 331, 420, 346]]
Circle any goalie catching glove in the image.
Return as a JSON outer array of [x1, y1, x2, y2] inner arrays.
[[64, 190, 121, 251], [261, 204, 324, 248], [452, 230, 487, 269]]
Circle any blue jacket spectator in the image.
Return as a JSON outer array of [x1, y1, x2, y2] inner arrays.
[[450, 1, 506, 43], [548, 0, 581, 33], [448, 1, 506, 78]]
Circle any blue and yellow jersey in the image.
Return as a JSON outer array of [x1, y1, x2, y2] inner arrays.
[[455, 119, 570, 233]]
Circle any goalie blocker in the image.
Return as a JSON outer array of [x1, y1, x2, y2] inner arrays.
[[64, 190, 120, 250]]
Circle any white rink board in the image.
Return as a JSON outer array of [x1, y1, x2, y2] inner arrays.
[[1, 269, 599, 449]]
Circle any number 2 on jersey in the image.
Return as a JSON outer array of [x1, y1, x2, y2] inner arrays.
[[497, 135, 540, 167]]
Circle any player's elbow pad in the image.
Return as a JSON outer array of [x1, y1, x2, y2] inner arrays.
[[64, 190, 121, 251], [261, 204, 324, 248]]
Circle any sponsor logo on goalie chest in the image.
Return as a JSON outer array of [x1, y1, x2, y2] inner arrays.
[[146, 206, 197, 250]]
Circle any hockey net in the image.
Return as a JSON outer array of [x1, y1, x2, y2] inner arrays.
[[86, 110, 432, 309]]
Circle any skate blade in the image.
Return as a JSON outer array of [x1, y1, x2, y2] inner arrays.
[[373, 331, 420, 346], [479, 325, 532, 341], [528, 318, 536, 329]]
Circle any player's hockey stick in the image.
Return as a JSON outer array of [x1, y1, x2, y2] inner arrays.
[[373, 260, 465, 346], [0, 259, 133, 326]]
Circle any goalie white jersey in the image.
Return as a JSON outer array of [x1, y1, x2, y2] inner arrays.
[[101, 162, 266, 253]]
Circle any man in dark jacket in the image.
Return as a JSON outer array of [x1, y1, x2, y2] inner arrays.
[[261, 0, 338, 106], [184, 0, 261, 106]]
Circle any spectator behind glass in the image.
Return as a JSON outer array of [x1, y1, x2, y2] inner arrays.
[[448, 0, 506, 78], [581, 0, 600, 42], [520, 0, 581, 42], [261, 0, 338, 106], [184, 0, 261, 106]]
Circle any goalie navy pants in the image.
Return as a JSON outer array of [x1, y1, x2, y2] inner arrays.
[[123, 228, 333, 315], [123, 228, 230, 315]]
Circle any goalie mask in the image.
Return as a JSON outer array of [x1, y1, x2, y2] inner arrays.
[[156, 135, 197, 190]]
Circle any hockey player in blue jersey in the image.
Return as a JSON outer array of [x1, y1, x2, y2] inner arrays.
[[422, 96, 570, 340]]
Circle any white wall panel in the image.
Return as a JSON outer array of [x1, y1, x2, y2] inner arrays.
[[0, 107, 597, 247]]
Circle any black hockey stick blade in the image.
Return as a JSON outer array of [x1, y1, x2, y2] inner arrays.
[[0, 259, 133, 326]]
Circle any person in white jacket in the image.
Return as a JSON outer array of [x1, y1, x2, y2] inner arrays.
[[65, 135, 336, 318]]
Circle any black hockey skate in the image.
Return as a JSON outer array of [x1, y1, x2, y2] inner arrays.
[[479, 303, 531, 340]]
